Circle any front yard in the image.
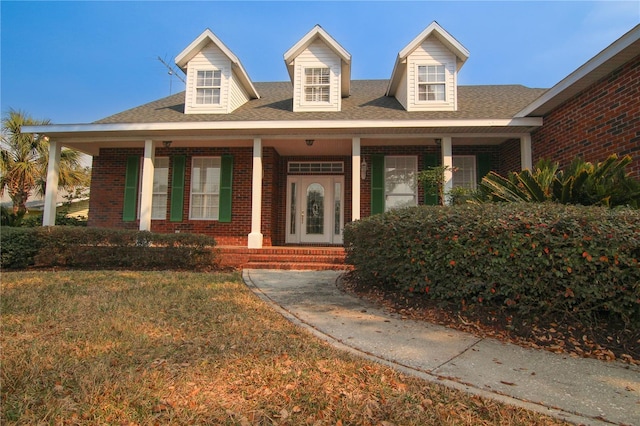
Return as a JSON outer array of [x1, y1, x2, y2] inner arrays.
[[0, 271, 566, 425]]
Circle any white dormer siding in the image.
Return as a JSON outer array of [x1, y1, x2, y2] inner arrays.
[[176, 29, 259, 115], [184, 42, 250, 114], [386, 22, 469, 112], [284, 25, 351, 113], [292, 39, 342, 112], [405, 36, 457, 111]]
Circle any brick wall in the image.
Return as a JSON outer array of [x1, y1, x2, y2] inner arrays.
[[532, 55, 640, 178], [498, 139, 522, 175], [89, 146, 260, 246]]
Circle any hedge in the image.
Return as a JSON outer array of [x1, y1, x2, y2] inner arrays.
[[1, 227, 218, 271], [344, 203, 640, 328]]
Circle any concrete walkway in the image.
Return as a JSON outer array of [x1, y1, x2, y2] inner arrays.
[[243, 269, 640, 426]]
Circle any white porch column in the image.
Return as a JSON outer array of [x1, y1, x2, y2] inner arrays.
[[139, 139, 155, 231], [520, 133, 533, 171], [42, 139, 61, 226], [441, 136, 453, 205], [248, 137, 263, 248], [351, 137, 361, 221]]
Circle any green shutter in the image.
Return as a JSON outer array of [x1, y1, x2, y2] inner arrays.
[[476, 153, 493, 186], [170, 155, 186, 222], [371, 154, 385, 215], [122, 156, 140, 222], [218, 155, 234, 223], [423, 153, 439, 206]]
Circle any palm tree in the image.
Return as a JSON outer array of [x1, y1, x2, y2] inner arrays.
[[1, 109, 89, 216]]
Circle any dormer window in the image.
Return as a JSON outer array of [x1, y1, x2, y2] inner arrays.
[[417, 65, 446, 101], [176, 29, 259, 114], [284, 25, 351, 112], [304, 68, 330, 102], [386, 22, 469, 112], [196, 70, 222, 104]]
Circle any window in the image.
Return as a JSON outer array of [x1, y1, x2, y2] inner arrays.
[[196, 70, 221, 104], [136, 157, 169, 220], [385, 156, 417, 211], [190, 157, 221, 220], [452, 156, 476, 190], [151, 157, 169, 219], [304, 68, 330, 102], [288, 162, 343, 173], [417, 65, 445, 101]]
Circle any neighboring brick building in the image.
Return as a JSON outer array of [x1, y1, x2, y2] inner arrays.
[[25, 23, 639, 248]]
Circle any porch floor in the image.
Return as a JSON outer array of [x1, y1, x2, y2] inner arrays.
[[217, 246, 350, 271]]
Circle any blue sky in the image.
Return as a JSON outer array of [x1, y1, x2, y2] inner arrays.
[[2, 1, 639, 124]]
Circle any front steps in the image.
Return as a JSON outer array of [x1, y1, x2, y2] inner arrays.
[[217, 246, 350, 271]]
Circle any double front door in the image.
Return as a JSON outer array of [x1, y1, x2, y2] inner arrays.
[[285, 176, 344, 244]]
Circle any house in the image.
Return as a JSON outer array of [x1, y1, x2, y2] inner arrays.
[[25, 22, 639, 252]]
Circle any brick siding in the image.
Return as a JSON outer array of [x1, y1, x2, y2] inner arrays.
[[532, 55, 640, 178], [89, 146, 261, 246]]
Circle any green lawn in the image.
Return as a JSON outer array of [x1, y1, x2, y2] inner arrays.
[[1, 271, 567, 425]]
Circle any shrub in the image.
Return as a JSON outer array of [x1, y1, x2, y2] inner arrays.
[[20, 212, 88, 227], [477, 154, 640, 208], [0, 227, 41, 269], [1, 227, 218, 271], [344, 203, 640, 328]]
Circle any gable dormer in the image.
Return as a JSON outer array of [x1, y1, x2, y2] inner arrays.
[[386, 22, 469, 112], [284, 25, 351, 112], [176, 29, 259, 114]]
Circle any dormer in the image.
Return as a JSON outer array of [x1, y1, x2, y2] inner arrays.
[[386, 22, 469, 112], [284, 25, 351, 112], [176, 29, 259, 114]]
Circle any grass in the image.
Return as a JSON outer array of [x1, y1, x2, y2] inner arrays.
[[1, 271, 568, 425]]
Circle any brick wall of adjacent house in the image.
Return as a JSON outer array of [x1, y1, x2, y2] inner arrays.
[[89, 146, 263, 246], [532, 55, 640, 179]]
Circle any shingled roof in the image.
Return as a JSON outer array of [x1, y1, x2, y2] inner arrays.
[[95, 80, 547, 124]]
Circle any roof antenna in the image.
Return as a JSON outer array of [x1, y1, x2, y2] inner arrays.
[[157, 56, 185, 95]]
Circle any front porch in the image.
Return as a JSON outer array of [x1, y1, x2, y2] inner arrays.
[[217, 245, 349, 270]]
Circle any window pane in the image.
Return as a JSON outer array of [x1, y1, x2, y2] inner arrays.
[[385, 156, 417, 211], [151, 157, 169, 219], [419, 83, 445, 101], [452, 156, 477, 190], [386, 195, 416, 210], [304, 68, 330, 102], [190, 158, 221, 220], [197, 70, 220, 87], [306, 183, 324, 235]]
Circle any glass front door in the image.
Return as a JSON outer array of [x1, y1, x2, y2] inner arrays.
[[286, 176, 343, 244]]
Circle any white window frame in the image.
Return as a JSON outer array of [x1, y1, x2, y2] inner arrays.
[[452, 155, 477, 190], [137, 157, 169, 220], [304, 67, 330, 103], [195, 70, 222, 105], [151, 157, 169, 220], [189, 157, 221, 220], [384, 156, 418, 212], [417, 64, 446, 102]]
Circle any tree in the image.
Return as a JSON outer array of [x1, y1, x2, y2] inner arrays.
[[1, 109, 89, 217]]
